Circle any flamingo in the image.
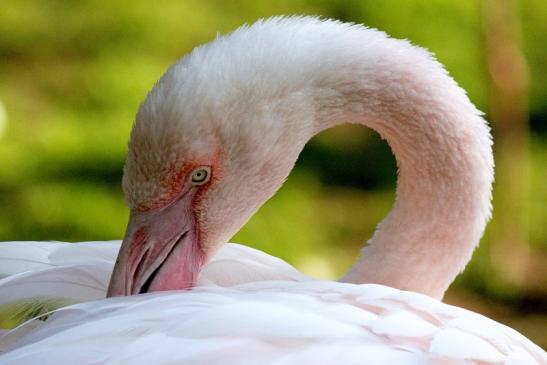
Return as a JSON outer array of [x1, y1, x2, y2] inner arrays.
[[0, 16, 545, 364]]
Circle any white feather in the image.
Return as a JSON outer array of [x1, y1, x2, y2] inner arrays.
[[0, 241, 545, 364]]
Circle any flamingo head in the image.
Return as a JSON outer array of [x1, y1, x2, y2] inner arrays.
[[106, 40, 312, 296]]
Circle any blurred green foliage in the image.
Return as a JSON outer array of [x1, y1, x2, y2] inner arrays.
[[0, 0, 546, 345]]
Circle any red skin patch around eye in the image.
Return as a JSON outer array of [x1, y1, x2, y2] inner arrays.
[[135, 150, 224, 213]]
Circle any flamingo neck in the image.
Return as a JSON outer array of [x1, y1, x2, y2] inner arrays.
[[311, 49, 493, 299], [152, 19, 494, 299]]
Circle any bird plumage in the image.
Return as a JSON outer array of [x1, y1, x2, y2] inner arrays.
[[0, 241, 545, 364]]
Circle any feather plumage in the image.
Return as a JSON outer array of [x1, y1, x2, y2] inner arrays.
[[0, 241, 545, 364]]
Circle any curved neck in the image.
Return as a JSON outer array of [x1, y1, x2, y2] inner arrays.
[[172, 19, 494, 300], [308, 46, 493, 299]]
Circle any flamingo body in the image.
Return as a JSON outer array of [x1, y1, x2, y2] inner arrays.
[[0, 241, 545, 364]]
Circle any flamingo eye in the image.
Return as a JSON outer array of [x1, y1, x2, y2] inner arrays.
[[190, 167, 210, 185]]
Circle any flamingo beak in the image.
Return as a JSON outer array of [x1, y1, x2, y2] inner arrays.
[[107, 192, 205, 297]]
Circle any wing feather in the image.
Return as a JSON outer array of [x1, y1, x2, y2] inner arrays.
[[0, 242, 545, 364]]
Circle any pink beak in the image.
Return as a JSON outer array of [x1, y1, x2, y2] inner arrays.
[[107, 191, 205, 297]]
